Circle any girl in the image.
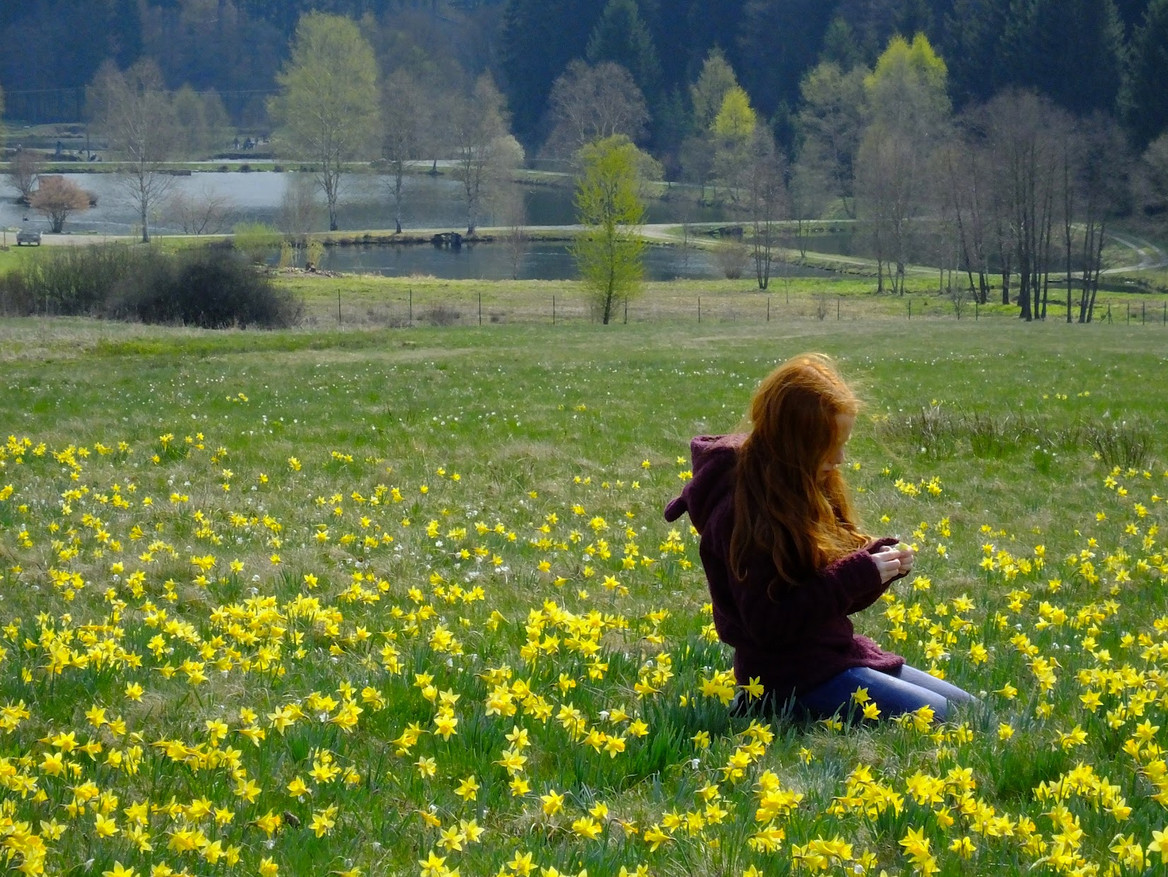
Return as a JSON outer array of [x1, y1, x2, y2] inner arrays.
[[665, 353, 972, 721]]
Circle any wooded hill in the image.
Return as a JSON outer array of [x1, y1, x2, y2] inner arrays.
[[3, 0, 1167, 159]]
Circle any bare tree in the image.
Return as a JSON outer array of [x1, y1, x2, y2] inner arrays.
[[278, 173, 319, 242], [745, 128, 787, 290], [30, 175, 92, 233], [450, 74, 515, 236], [936, 128, 994, 304], [87, 59, 181, 242], [856, 130, 920, 294], [165, 185, 235, 235], [1068, 114, 1128, 323], [543, 60, 649, 159], [494, 183, 529, 279], [381, 69, 424, 234], [1136, 132, 1168, 216], [7, 150, 41, 204], [973, 89, 1070, 321], [277, 173, 319, 267]]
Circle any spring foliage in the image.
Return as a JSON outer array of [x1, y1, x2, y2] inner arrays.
[[570, 135, 647, 325]]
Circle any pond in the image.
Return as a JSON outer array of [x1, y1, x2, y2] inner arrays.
[[310, 239, 842, 282]]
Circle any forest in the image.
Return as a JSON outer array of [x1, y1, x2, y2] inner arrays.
[[2, 0, 1167, 158]]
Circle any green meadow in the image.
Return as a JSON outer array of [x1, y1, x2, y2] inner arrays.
[[2, 311, 1168, 876]]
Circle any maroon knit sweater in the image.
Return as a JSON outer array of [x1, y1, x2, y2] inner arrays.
[[664, 434, 904, 698]]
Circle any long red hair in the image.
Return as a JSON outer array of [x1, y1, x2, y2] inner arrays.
[[729, 353, 869, 592]]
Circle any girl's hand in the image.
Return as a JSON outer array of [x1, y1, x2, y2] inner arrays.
[[873, 544, 914, 583]]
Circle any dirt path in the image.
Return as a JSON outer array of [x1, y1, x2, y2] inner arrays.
[[1105, 230, 1168, 272]]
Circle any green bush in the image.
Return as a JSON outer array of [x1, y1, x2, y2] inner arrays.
[[0, 244, 137, 316], [232, 222, 282, 266], [0, 244, 302, 328]]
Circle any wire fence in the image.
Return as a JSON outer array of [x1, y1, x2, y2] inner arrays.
[[301, 287, 1168, 330]]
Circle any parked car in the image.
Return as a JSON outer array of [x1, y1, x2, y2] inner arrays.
[[16, 228, 41, 246]]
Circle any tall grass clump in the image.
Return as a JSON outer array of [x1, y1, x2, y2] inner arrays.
[[1084, 417, 1153, 470], [0, 243, 302, 328]]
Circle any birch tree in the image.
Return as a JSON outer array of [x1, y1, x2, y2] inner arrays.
[[268, 13, 379, 231]]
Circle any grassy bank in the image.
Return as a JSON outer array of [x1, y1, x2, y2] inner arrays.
[[1, 318, 1168, 876]]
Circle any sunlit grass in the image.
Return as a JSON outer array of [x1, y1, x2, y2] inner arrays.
[[1, 317, 1167, 876]]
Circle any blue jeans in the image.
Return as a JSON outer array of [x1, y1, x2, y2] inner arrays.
[[798, 664, 974, 721], [731, 664, 974, 722]]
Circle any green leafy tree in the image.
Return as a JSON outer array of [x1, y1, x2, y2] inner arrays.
[[712, 85, 758, 200], [713, 86, 757, 142], [682, 49, 743, 197], [863, 32, 951, 137], [571, 135, 650, 325], [792, 61, 867, 220], [267, 12, 380, 231], [690, 48, 740, 131]]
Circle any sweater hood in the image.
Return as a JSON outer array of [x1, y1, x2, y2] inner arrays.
[[663, 434, 744, 531]]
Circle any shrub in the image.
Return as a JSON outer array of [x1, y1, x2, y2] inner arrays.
[[425, 304, 461, 326], [714, 240, 749, 279], [111, 248, 303, 329], [0, 244, 136, 316], [232, 222, 282, 267], [0, 244, 302, 328]]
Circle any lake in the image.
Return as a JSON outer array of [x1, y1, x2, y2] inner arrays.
[[0, 169, 844, 280], [0, 169, 729, 235]]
